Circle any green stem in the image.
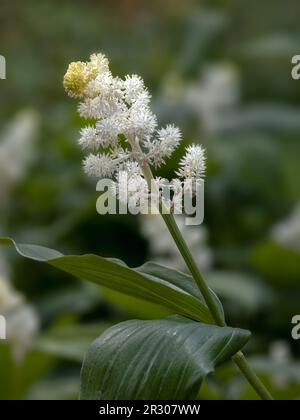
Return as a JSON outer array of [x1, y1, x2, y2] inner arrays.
[[233, 352, 274, 400], [161, 212, 225, 327], [139, 157, 274, 400]]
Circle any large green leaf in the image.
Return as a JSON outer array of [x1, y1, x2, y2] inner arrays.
[[80, 316, 250, 400], [0, 237, 223, 324], [104, 289, 171, 319]]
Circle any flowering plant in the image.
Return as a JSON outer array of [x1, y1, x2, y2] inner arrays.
[[64, 53, 205, 218], [0, 53, 273, 400]]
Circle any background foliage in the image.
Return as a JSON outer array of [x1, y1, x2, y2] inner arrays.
[[0, 0, 300, 400]]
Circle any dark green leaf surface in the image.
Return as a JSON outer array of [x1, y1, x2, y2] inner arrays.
[[80, 316, 250, 400]]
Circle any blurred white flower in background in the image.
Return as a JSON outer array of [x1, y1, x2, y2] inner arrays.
[[0, 110, 39, 204], [271, 203, 300, 252], [269, 341, 293, 389], [159, 63, 239, 136], [0, 109, 40, 361], [0, 273, 39, 361], [184, 64, 240, 135], [141, 215, 212, 272], [161, 62, 300, 138]]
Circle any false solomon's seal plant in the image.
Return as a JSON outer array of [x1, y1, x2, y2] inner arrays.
[[0, 53, 273, 400]]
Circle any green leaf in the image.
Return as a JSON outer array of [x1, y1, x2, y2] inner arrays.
[[80, 316, 250, 400], [104, 289, 171, 319], [0, 237, 223, 324]]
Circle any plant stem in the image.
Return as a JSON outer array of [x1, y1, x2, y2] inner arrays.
[[139, 157, 274, 400], [232, 352, 273, 400], [161, 212, 225, 327]]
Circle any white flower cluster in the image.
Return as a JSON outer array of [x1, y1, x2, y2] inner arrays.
[[64, 53, 206, 206]]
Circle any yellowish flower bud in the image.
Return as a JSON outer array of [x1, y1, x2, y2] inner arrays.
[[63, 61, 89, 98], [63, 54, 109, 98]]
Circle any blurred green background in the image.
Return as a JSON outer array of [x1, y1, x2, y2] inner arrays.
[[0, 0, 300, 400]]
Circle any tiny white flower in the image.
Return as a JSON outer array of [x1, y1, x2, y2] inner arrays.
[[89, 52, 110, 76], [158, 125, 181, 152], [83, 153, 118, 178], [83, 78, 104, 99], [79, 96, 123, 120], [78, 97, 109, 120], [122, 160, 142, 176], [133, 90, 152, 107], [125, 104, 157, 139], [147, 124, 181, 167], [78, 126, 99, 150], [96, 112, 127, 148], [124, 75, 146, 104], [177, 145, 206, 180]]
